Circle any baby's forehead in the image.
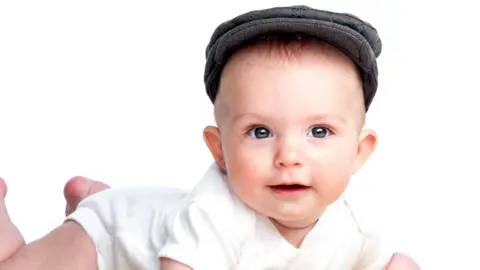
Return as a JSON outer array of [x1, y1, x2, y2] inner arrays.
[[215, 80, 363, 129], [220, 43, 362, 101], [214, 40, 365, 126]]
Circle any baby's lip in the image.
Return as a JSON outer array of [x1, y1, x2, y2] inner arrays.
[[268, 183, 309, 187], [268, 183, 312, 190], [268, 184, 312, 197], [268, 180, 311, 187]]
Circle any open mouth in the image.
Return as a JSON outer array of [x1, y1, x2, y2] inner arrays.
[[269, 184, 310, 192]]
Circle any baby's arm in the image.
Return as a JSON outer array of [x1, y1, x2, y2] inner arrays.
[[0, 221, 97, 270]]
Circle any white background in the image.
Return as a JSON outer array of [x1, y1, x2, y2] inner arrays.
[[1, 0, 478, 269]]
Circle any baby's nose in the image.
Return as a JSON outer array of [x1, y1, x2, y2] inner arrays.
[[274, 141, 304, 168]]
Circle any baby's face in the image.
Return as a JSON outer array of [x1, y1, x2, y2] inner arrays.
[[206, 42, 375, 229]]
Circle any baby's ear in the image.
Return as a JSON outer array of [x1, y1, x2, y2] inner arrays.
[[352, 129, 377, 174], [203, 126, 226, 170]]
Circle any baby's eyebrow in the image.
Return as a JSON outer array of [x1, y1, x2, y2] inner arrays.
[[306, 114, 347, 125], [231, 112, 265, 124], [231, 113, 347, 126]]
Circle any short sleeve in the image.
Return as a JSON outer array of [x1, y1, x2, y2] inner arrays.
[[65, 189, 124, 270], [158, 202, 240, 270], [66, 187, 188, 270]]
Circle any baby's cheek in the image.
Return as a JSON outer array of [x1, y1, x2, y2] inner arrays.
[[228, 174, 263, 210], [227, 147, 269, 173], [314, 162, 352, 201], [315, 178, 349, 205]]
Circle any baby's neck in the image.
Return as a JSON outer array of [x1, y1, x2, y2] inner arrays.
[[269, 218, 318, 248]]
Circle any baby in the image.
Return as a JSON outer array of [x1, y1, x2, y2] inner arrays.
[[0, 5, 420, 270]]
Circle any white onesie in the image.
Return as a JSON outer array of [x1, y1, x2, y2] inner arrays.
[[66, 163, 394, 269]]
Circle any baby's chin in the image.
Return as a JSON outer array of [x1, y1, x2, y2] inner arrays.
[[270, 216, 318, 230], [236, 190, 327, 227], [263, 204, 326, 229]]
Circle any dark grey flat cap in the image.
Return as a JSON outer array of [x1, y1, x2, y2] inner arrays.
[[204, 5, 382, 111]]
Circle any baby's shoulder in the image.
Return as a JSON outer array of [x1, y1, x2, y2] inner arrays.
[[164, 164, 257, 239], [157, 166, 256, 268], [170, 184, 255, 233], [182, 165, 254, 219]]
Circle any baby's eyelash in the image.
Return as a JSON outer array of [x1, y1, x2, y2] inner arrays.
[[309, 125, 335, 134], [244, 124, 264, 133]]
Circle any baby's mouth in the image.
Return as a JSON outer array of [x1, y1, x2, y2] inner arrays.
[[269, 184, 311, 192]]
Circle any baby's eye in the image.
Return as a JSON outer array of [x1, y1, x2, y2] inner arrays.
[[247, 126, 271, 139], [308, 126, 330, 138]]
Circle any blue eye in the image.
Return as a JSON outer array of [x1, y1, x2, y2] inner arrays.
[[308, 126, 330, 138], [248, 126, 271, 139]]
